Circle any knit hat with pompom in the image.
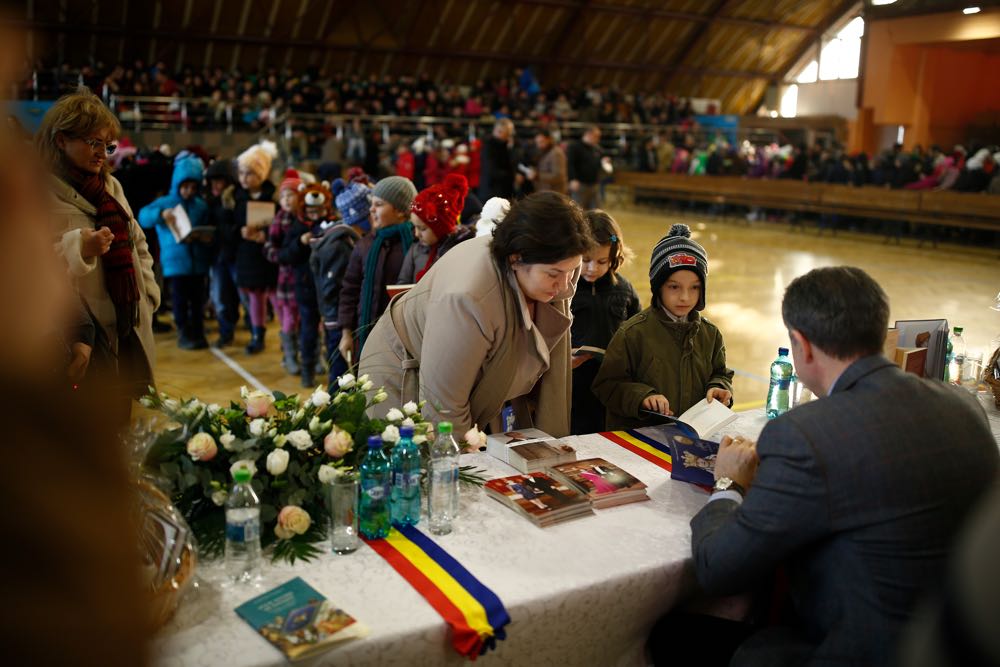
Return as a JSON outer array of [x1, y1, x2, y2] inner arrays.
[[649, 223, 709, 311]]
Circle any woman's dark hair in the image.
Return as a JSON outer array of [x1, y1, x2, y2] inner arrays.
[[490, 191, 595, 267], [583, 209, 633, 284], [782, 266, 889, 360]]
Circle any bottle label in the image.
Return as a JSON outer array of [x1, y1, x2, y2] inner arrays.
[[777, 378, 790, 390], [226, 517, 259, 543], [407, 472, 421, 487], [365, 485, 386, 501]]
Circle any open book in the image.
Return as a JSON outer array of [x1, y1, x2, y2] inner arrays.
[[642, 398, 736, 439], [894, 319, 948, 380], [164, 203, 215, 243], [234, 577, 367, 662], [246, 200, 276, 230]]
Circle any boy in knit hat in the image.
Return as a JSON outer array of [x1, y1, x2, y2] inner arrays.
[[337, 175, 417, 362], [592, 223, 733, 430], [397, 173, 475, 284]]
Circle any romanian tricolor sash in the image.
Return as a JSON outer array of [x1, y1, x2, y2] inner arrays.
[[364, 524, 510, 659], [600, 429, 673, 472]]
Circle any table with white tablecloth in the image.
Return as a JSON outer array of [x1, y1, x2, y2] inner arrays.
[[153, 395, 1000, 667]]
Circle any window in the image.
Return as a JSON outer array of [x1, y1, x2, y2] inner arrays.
[[780, 85, 799, 118], [819, 16, 864, 80], [796, 61, 818, 84]]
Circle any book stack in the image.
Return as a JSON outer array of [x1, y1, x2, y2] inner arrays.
[[549, 458, 649, 508], [485, 428, 577, 473], [485, 472, 594, 527]]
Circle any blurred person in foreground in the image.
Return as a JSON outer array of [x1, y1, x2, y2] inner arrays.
[[0, 22, 150, 665], [35, 86, 160, 424], [649, 266, 998, 666]]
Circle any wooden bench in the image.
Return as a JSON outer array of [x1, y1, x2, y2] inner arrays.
[[616, 172, 1000, 234]]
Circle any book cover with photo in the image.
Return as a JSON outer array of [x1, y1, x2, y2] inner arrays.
[[485, 428, 576, 473], [633, 423, 719, 489], [549, 458, 649, 508], [235, 577, 367, 662], [485, 472, 593, 526]]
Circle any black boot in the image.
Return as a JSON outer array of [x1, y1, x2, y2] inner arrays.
[[245, 326, 266, 355], [279, 331, 300, 375]]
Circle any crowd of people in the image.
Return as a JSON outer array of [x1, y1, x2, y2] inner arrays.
[[12, 76, 1000, 667]]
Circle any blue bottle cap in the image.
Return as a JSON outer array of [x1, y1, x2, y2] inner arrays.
[[399, 425, 415, 438], [367, 435, 382, 448], [778, 347, 789, 356]]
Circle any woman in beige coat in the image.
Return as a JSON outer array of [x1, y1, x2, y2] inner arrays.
[[36, 89, 160, 420], [359, 192, 595, 437]]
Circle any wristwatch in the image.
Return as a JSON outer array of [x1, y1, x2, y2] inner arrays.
[[713, 476, 746, 497]]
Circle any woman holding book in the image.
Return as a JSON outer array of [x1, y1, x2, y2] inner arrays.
[[359, 191, 596, 437]]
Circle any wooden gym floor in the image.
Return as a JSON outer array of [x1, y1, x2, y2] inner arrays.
[[152, 205, 1000, 416]]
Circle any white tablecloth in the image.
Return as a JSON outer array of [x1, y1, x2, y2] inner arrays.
[[153, 396, 1000, 667]]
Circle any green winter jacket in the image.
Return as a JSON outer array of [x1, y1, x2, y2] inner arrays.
[[591, 306, 733, 430]]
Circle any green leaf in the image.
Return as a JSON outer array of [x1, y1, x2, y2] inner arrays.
[[269, 523, 327, 564]]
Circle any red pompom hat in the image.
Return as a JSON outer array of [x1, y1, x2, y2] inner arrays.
[[410, 173, 468, 240]]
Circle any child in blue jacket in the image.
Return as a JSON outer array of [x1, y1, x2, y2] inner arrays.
[[139, 152, 214, 349]]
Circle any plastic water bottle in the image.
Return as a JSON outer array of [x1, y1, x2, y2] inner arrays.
[[225, 467, 261, 583], [429, 422, 461, 535], [359, 435, 391, 539], [765, 347, 794, 419], [947, 327, 966, 385], [390, 426, 421, 526]]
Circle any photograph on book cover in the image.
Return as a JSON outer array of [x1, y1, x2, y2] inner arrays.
[[486, 474, 586, 516]]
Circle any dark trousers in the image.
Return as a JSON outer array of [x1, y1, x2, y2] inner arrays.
[[324, 325, 347, 383], [571, 358, 605, 435], [648, 612, 755, 667], [210, 259, 240, 338], [170, 275, 208, 341]]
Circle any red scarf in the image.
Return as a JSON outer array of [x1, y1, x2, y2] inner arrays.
[[69, 168, 140, 337], [415, 243, 440, 283]]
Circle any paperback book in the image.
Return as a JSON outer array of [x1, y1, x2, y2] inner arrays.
[[549, 458, 649, 508], [234, 577, 367, 662], [485, 472, 594, 527], [164, 203, 215, 243], [633, 423, 720, 489], [485, 428, 577, 473]]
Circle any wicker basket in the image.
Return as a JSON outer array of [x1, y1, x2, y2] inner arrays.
[[984, 347, 1000, 410], [135, 478, 197, 629]]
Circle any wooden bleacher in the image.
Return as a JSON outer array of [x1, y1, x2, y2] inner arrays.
[[616, 172, 1000, 233]]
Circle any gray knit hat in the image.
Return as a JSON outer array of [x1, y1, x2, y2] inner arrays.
[[649, 223, 709, 311], [370, 175, 417, 214]]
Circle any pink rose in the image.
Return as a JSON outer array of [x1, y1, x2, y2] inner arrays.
[[275, 505, 311, 539], [245, 390, 274, 418], [324, 427, 354, 459], [186, 432, 218, 461]]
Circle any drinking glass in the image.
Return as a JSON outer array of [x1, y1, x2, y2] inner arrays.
[[329, 473, 360, 554]]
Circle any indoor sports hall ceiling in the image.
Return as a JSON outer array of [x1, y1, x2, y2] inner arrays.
[[15, 0, 998, 114]]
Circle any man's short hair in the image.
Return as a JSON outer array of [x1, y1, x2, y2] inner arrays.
[[782, 266, 889, 359]]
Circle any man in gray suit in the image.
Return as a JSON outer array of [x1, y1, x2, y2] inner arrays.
[[661, 266, 998, 666]]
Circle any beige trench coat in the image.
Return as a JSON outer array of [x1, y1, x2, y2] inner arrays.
[[359, 235, 578, 437], [50, 174, 160, 388]]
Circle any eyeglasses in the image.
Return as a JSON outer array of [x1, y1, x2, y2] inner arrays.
[[80, 137, 118, 156]]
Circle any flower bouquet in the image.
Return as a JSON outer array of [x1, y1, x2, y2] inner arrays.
[[140, 374, 486, 564]]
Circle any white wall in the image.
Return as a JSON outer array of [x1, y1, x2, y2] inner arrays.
[[794, 79, 859, 119]]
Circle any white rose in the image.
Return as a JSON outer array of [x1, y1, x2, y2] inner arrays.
[[401, 417, 415, 427], [163, 398, 180, 412], [249, 418, 266, 437], [230, 459, 257, 479], [464, 426, 487, 449], [373, 390, 388, 404], [361, 380, 374, 391], [266, 449, 290, 475], [310, 388, 331, 408], [318, 464, 341, 484], [386, 408, 404, 422], [273, 433, 287, 448], [402, 401, 418, 415], [207, 403, 221, 415], [381, 424, 400, 444], [211, 490, 228, 506], [220, 431, 237, 451], [139, 396, 154, 408], [338, 373, 356, 389], [287, 429, 313, 451], [333, 392, 344, 405], [357, 374, 369, 384], [413, 434, 427, 445]]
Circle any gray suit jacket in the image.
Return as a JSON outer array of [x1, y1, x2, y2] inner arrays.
[[690, 355, 998, 666]]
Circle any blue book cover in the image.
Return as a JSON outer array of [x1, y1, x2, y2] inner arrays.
[[635, 422, 720, 489], [234, 577, 366, 661]]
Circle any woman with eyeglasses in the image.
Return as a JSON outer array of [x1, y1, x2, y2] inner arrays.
[[36, 87, 160, 423]]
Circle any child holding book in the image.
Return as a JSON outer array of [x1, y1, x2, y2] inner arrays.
[[337, 175, 417, 360], [592, 223, 733, 430], [569, 210, 640, 434], [264, 169, 304, 374], [397, 174, 475, 284], [234, 142, 278, 354], [138, 152, 214, 350]]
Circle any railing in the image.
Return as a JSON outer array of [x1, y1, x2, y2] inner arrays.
[[104, 94, 800, 160]]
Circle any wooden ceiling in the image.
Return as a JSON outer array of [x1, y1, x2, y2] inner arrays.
[[18, 0, 872, 114]]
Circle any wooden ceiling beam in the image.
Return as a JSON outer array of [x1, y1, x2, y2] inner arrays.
[[512, 0, 817, 33], [661, 0, 737, 91]]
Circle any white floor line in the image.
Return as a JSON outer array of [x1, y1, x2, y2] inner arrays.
[[733, 368, 770, 384], [210, 347, 271, 393]]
